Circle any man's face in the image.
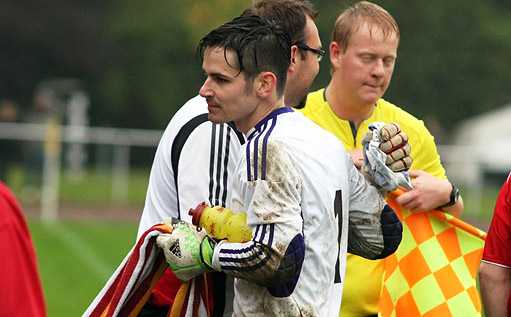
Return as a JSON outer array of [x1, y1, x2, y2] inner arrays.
[[286, 16, 321, 107], [199, 47, 258, 132], [337, 22, 398, 106]]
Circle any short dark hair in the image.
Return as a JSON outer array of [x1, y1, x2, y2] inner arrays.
[[242, 0, 318, 60], [198, 15, 291, 97]]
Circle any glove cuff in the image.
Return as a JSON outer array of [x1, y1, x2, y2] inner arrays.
[[200, 237, 216, 269]]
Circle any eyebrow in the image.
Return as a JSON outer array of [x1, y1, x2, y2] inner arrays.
[[210, 72, 232, 80]]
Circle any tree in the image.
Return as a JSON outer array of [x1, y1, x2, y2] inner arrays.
[[313, 0, 511, 139], [99, 0, 246, 129]]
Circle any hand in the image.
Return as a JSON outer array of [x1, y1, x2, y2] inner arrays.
[[156, 218, 216, 281], [378, 123, 412, 172], [360, 122, 413, 192], [395, 170, 453, 212], [361, 123, 412, 172], [348, 148, 364, 169]]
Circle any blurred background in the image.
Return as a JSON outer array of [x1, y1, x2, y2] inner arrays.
[[1, 0, 510, 315]]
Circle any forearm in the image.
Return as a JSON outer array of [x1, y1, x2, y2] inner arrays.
[[441, 196, 463, 218], [349, 164, 401, 259], [478, 261, 511, 317], [212, 232, 305, 286]]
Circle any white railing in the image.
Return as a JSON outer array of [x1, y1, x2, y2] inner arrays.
[[0, 121, 162, 222], [3, 121, 510, 221]]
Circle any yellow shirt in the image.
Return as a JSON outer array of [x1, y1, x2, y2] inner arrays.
[[300, 89, 447, 316]]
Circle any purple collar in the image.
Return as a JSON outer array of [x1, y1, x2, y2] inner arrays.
[[248, 107, 294, 139]]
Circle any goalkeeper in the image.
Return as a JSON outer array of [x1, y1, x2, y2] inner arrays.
[[157, 15, 411, 316]]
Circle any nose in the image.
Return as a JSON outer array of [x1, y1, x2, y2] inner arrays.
[[372, 59, 385, 78], [199, 79, 213, 98]]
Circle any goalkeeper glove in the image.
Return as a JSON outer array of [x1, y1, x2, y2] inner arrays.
[[362, 122, 412, 172], [156, 217, 217, 281], [361, 122, 413, 191]]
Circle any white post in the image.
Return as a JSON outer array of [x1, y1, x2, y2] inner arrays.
[[41, 116, 62, 223], [111, 135, 131, 204]]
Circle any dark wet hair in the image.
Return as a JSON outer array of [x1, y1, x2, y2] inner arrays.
[[198, 15, 292, 97]]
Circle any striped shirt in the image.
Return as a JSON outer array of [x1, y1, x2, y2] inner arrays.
[[137, 95, 244, 315]]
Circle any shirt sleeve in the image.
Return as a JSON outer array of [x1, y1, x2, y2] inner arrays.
[[346, 154, 389, 259], [212, 139, 305, 287], [407, 119, 447, 179], [137, 112, 241, 239], [482, 173, 511, 267]]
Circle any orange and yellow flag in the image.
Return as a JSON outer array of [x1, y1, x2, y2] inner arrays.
[[379, 190, 487, 316]]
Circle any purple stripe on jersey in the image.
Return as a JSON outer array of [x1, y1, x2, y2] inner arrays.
[[246, 139, 251, 181], [220, 128, 231, 205], [208, 123, 217, 203], [253, 129, 259, 181], [257, 224, 267, 243], [267, 223, 275, 246], [246, 107, 293, 181], [218, 240, 258, 255], [246, 124, 264, 181], [218, 245, 273, 271], [218, 224, 276, 272], [219, 253, 272, 271], [214, 124, 225, 202], [254, 224, 261, 238], [252, 107, 294, 133], [261, 118, 277, 180]]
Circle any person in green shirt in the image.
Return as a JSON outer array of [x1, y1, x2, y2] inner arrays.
[[299, 1, 464, 316]]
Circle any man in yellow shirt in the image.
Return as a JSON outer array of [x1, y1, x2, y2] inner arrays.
[[299, 2, 464, 316]]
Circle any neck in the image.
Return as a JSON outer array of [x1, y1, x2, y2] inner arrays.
[[325, 82, 375, 130], [236, 98, 285, 134]]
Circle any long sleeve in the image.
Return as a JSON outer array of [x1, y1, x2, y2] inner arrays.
[[212, 138, 305, 287]]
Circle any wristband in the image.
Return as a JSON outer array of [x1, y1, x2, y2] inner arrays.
[[439, 183, 459, 208]]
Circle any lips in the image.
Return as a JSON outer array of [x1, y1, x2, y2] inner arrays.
[[206, 98, 219, 109], [364, 82, 382, 89]]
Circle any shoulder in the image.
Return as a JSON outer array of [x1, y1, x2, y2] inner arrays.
[[498, 173, 511, 208], [166, 95, 209, 130], [271, 111, 346, 163], [299, 89, 326, 116], [376, 99, 425, 128], [306, 89, 325, 105], [161, 95, 243, 149], [376, 99, 431, 139]]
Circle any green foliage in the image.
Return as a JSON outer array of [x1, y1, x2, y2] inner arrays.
[[29, 220, 138, 316], [2, 0, 511, 136], [312, 0, 511, 137], [100, 0, 249, 129]]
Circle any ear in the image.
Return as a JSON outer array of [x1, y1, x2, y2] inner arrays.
[[288, 44, 300, 74], [255, 71, 277, 99], [329, 41, 342, 71]]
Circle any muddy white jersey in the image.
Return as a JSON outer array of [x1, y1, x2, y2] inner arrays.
[[210, 108, 386, 316]]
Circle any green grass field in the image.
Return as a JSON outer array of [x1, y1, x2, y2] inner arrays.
[[12, 166, 149, 316], [16, 165, 500, 316], [28, 219, 138, 316]]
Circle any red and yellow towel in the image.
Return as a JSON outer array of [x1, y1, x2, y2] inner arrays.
[[84, 223, 171, 316], [84, 223, 211, 317]]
